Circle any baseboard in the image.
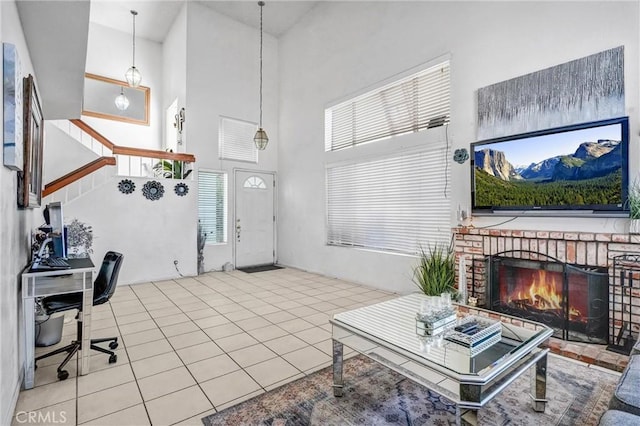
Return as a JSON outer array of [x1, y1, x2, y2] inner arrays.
[[2, 371, 22, 426]]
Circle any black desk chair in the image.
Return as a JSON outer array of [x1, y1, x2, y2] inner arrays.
[[35, 251, 124, 380]]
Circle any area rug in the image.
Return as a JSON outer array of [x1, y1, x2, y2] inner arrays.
[[202, 354, 618, 426]]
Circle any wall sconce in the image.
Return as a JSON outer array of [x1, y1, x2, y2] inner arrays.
[[174, 107, 185, 145]]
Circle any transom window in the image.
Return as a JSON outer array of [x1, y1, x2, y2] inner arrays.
[[325, 60, 450, 152], [219, 116, 258, 163], [243, 176, 267, 189]]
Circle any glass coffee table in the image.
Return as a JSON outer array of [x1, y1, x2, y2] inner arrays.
[[330, 293, 553, 426]]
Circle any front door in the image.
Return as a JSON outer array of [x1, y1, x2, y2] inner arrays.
[[234, 170, 275, 268]]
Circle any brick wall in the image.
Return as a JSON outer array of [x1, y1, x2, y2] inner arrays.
[[453, 227, 640, 342]]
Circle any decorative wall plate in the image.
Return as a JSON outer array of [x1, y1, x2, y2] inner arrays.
[[142, 180, 164, 201], [453, 148, 469, 164], [118, 179, 135, 194], [174, 183, 189, 196]]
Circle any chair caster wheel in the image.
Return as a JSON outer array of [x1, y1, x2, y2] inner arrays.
[[109, 354, 117, 364], [109, 342, 118, 350], [57, 370, 69, 380]]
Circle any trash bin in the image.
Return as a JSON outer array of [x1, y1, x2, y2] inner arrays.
[[35, 313, 64, 347]]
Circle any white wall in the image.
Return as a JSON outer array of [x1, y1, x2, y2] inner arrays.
[[42, 123, 99, 184], [162, 3, 186, 152], [83, 22, 163, 150], [0, 1, 39, 424], [277, 1, 639, 293], [63, 176, 197, 285], [185, 2, 278, 271]]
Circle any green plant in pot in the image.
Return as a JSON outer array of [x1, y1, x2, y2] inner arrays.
[[153, 159, 192, 179], [413, 243, 457, 297]]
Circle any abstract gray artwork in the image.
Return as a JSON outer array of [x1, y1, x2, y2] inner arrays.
[[477, 46, 624, 140]]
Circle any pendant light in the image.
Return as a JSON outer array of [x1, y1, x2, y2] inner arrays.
[[125, 10, 142, 87], [253, 1, 269, 150], [115, 87, 130, 111]]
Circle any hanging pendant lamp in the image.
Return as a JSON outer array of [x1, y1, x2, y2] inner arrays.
[[115, 86, 130, 111], [253, 1, 269, 150], [125, 10, 142, 87]]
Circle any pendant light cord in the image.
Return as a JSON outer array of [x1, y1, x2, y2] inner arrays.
[[131, 10, 137, 68], [259, 2, 264, 128]]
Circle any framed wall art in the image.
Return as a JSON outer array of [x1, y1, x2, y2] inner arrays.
[[3, 43, 23, 170], [17, 74, 44, 208]]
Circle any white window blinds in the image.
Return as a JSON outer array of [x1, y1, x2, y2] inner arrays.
[[198, 170, 228, 244], [325, 61, 450, 152], [326, 149, 451, 254], [219, 116, 258, 163]]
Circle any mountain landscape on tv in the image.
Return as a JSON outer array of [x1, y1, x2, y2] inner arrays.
[[474, 139, 623, 208]]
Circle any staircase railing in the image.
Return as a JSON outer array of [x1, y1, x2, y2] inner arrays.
[[42, 157, 116, 197], [44, 119, 197, 199]]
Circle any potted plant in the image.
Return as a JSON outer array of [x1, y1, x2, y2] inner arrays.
[[66, 219, 93, 258], [152, 150, 192, 179], [413, 243, 457, 297], [629, 179, 640, 234]]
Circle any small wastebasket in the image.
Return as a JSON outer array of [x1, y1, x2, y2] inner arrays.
[[35, 313, 64, 347]]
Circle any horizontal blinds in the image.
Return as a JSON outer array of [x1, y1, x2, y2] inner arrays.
[[198, 170, 228, 244], [325, 61, 450, 152], [327, 148, 451, 254], [219, 117, 258, 163]]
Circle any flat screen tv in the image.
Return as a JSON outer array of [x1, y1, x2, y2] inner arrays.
[[471, 117, 629, 215]]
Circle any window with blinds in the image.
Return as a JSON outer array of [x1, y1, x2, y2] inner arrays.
[[326, 149, 451, 254], [325, 61, 450, 152], [219, 116, 258, 163], [198, 170, 228, 244]]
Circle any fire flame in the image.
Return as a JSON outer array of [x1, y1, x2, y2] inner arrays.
[[508, 270, 582, 318]]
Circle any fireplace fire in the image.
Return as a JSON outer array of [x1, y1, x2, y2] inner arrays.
[[487, 252, 609, 343]]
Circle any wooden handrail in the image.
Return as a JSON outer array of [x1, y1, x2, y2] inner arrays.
[[112, 146, 195, 162], [69, 119, 115, 150], [43, 157, 116, 197], [69, 119, 196, 163]]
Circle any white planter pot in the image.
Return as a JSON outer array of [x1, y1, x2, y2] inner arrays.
[[630, 219, 640, 234]]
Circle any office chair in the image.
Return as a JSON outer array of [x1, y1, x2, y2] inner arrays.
[[35, 251, 124, 380]]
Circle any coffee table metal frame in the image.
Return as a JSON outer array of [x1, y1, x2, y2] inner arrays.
[[330, 294, 553, 426]]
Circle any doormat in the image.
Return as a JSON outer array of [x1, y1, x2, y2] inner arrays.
[[202, 354, 617, 426], [237, 264, 284, 273]]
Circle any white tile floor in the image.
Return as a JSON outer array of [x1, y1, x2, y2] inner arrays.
[[13, 267, 396, 425]]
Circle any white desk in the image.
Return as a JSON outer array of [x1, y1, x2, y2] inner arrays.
[[21, 258, 94, 390]]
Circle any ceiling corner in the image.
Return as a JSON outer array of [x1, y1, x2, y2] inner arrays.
[[17, 0, 91, 120]]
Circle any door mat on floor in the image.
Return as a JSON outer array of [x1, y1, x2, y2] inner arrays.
[[202, 354, 617, 426], [236, 264, 284, 273]]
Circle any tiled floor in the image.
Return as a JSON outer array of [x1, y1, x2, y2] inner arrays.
[[13, 268, 396, 425]]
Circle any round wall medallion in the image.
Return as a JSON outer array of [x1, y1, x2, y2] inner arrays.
[[174, 183, 189, 196], [453, 148, 470, 164], [142, 180, 165, 201], [118, 179, 135, 194]]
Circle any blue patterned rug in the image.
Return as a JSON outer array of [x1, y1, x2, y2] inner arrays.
[[202, 354, 617, 425]]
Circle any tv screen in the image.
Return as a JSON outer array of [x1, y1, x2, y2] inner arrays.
[[471, 117, 629, 214]]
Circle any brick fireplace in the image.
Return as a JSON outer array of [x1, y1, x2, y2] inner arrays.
[[453, 227, 640, 353]]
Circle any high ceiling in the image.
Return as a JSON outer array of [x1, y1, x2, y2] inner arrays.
[[89, 0, 319, 42]]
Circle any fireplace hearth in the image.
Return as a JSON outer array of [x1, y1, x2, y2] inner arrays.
[[486, 251, 609, 343]]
